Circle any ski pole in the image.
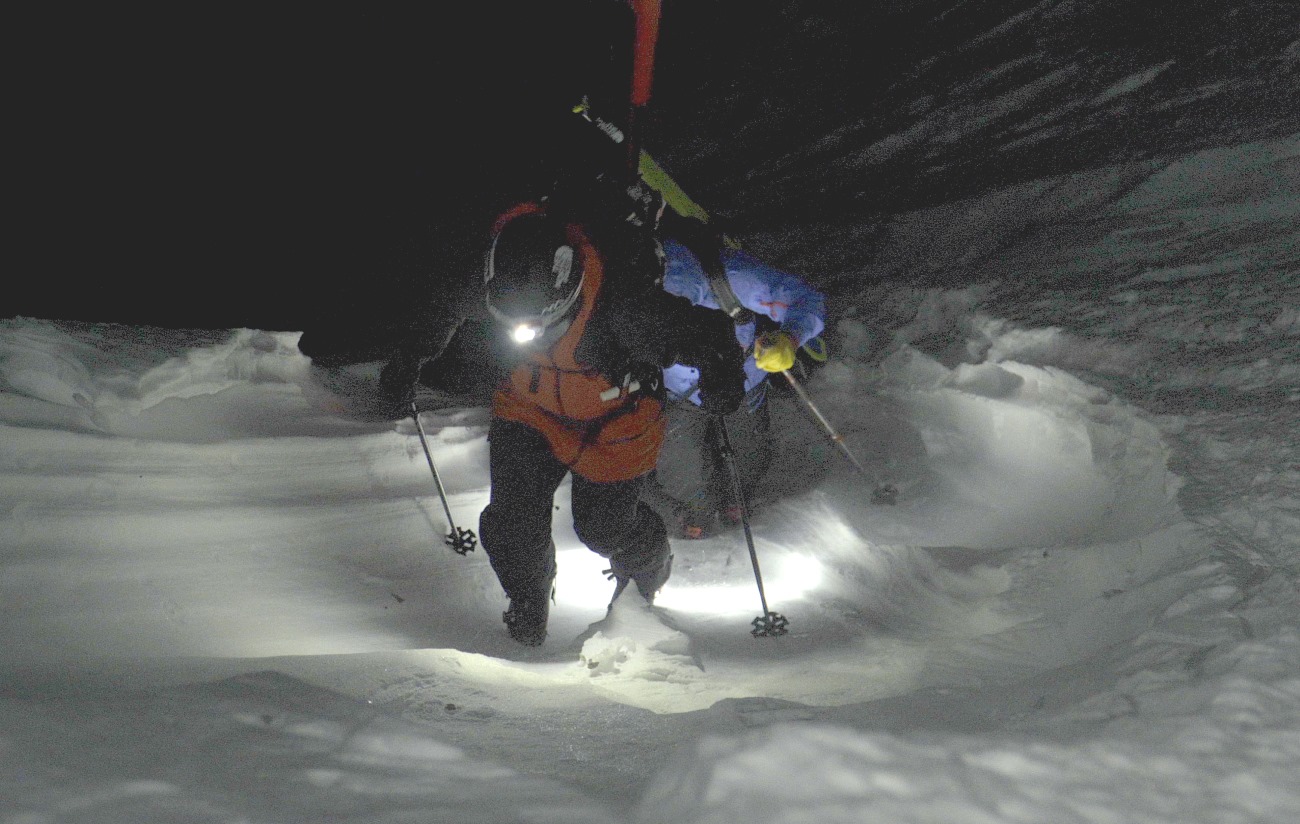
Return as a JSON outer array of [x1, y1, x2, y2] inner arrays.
[[411, 401, 477, 555], [778, 369, 866, 474], [714, 414, 788, 638], [779, 368, 898, 505]]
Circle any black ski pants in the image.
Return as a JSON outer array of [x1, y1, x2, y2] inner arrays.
[[645, 387, 773, 520], [478, 417, 670, 601]]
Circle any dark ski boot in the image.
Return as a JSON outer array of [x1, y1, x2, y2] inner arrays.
[[609, 551, 674, 606], [503, 578, 555, 646]]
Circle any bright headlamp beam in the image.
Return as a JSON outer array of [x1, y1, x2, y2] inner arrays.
[[512, 324, 540, 344]]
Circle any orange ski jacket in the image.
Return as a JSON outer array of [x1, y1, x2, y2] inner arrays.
[[491, 203, 665, 482]]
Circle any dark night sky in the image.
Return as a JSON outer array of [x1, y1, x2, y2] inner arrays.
[[16, 3, 696, 330], [14, 1, 1297, 330]]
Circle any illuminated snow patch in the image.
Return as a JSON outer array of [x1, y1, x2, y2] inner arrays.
[[552, 546, 623, 610], [654, 552, 825, 616]]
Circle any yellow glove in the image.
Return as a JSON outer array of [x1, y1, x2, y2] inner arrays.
[[754, 331, 797, 373]]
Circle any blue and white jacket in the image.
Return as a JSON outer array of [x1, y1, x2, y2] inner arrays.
[[661, 238, 826, 408]]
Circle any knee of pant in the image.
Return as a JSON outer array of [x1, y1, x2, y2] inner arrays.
[[479, 503, 551, 555], [610, 532, 670, 578], [597, 504, 670, 571], [573, 517, 628, 558], [573, 499, 662, 557]]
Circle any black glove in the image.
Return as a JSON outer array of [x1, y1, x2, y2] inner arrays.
[[697, 356, 745, 415]]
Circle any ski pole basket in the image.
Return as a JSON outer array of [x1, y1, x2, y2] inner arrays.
[[445, 526, 478, 556], [752, 611, 789, 638]]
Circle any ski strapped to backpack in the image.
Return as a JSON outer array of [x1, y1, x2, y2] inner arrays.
[[625, 0, 662, 177]]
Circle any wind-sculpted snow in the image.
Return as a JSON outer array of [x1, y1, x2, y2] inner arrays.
[[0, 290, 1195, 717], [0, 670, 621, 824], [0, 308, 1283, 822], [831, 348, 1178, 548]]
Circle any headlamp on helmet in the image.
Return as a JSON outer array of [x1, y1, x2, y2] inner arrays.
[[508, 320, 542, 344], [484, 213, 583, 346]]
